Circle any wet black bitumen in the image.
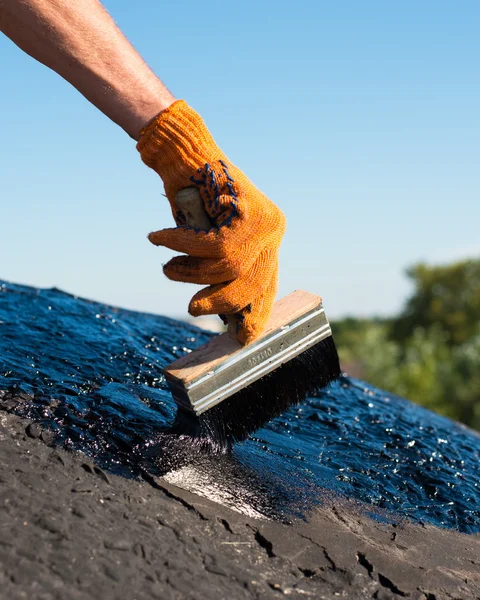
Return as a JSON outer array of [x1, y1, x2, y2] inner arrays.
[[1, 280, 479, 532]]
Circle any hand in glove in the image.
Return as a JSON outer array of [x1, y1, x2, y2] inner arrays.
[[137, 101, 286, 345]]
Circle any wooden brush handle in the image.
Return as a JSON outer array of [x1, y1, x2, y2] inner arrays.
[[175, 187, 238, 339], [175, 187, 213, 230]]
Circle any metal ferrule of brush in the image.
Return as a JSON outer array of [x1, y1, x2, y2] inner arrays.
[[167, 304, 332, 416]]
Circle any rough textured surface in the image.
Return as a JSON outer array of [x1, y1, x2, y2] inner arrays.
[[1, 410, 479, 600]]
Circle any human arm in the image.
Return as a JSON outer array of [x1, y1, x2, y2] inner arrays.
[[0, 0, 286, 344], [0, 0, 174, 139]]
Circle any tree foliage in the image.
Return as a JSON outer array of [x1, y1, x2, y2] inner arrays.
[[391, 260, 480, 346], [333, 259, 480, 430]]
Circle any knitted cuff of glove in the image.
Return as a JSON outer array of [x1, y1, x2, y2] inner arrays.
[[136, 100, 222, 181]]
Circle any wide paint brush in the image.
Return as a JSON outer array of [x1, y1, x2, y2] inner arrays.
[[164, 188, 341, 446]]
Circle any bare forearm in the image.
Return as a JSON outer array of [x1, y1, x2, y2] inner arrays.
[[0, 0, 175, 138]]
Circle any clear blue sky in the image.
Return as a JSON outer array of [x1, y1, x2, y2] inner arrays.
[[1, 0, 479, 321]]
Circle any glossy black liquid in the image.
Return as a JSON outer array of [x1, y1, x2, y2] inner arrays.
[[1, 281, 479, 532]]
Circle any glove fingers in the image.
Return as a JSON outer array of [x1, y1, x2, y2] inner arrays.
[[148, 196, 250, 259], [163, 251, 258, 285], [188, 249, 278, 316], [148, 227, 224, 258], [235, 271, 278, 344]]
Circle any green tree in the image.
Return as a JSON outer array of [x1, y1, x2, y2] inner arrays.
[[439, 327, 480, 429], [391, 260, 480, 346], [332, 258, 480, 430]]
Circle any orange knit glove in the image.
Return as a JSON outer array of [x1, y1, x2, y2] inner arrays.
[[136, 100, 286, 345]]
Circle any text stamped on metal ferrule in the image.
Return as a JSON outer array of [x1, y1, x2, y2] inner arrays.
[[170, 305, 333, 416], [247, 347, 273, 369]]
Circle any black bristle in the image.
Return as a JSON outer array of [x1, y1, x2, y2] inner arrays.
[[171, 335, 340, 450]]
